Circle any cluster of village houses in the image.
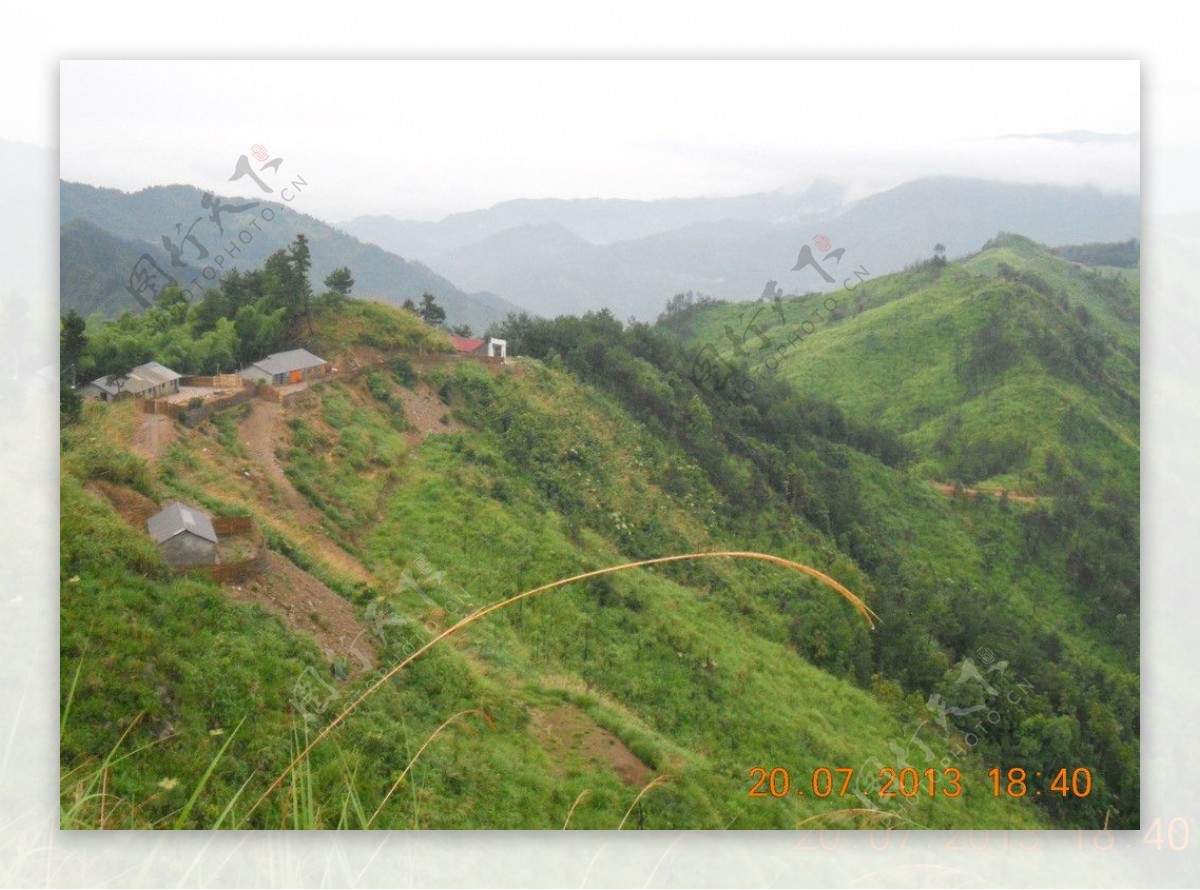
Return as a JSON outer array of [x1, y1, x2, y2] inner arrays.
[[79, 337, 507, 403], [78, 348, 335, 401], [77, 348, 334, 570], [83, 337, 507, 569]]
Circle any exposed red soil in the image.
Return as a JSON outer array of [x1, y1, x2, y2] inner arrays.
[[85, 480, 159, 527], [528, 705, 652, 788], [236, 399, 372, 583], [224, 550, 378, 676], [929, 481, 1041, 505], [393, 382, 464, 444]]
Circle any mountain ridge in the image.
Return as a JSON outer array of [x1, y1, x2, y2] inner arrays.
[[347, 177, 1139, 321], [59, 180, 527, 329]]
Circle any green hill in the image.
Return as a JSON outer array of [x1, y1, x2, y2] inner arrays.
[[667, 235, 1138, 492], [59, 240, 1137, 830]]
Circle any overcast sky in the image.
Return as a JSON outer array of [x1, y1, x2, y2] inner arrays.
[[59, 60, 1139, 222]]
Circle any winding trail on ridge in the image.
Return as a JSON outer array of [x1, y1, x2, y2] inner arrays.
[[237, 398, 373, 585]]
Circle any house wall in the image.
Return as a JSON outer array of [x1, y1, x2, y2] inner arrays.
[[277, 364, 329, 386], [181, 374, 249, 389], [144, 379, 180, 399], [160, 531, 217, 569]]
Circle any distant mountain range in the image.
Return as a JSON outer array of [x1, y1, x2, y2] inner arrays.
[[60, 174, 1140, 329], [342, 179, 848, 255], [59, 181, 526, 329], [344, 177, 1141, 321]]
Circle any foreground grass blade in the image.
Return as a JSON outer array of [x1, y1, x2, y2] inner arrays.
[[173, 716, 246, 829], [367, 708, 493, 828]]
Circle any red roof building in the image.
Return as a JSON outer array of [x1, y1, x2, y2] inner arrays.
[[449, 336, 488, 355]]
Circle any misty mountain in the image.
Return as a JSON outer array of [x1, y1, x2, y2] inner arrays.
[[341, 179, 847, 257], [60, 218, 177, 318], [59, 181, 527, 329], [348, 177, 1140, 322]]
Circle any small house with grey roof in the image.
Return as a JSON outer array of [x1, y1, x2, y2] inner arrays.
[[81, 361, 182, 401], [238, 348, 331, 386], [147, 501, 218, 569]]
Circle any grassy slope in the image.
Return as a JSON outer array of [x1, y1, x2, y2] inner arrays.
[[661, 240, 1139, 826], [676, 238, 1138, 495], [60, 303, 1047, 830]]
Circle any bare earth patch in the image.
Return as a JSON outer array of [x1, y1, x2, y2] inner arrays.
[[84, 480, 377, 676], [393, 382, 464, 444], [236, 399, 372, 584], [528, 705, 651, 788], [85, 480, 159, 527], [131, 413, 177, 463], [225, 550, 378, 676]]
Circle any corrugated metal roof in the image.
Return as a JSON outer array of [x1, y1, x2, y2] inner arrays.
[[147, 501, 218, 545], [135, 361, 182, 387], [86, 361, 182, 396], [241, 348, 327, 378]]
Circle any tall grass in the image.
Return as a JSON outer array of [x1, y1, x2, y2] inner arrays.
[[243, 550, 875, 822]]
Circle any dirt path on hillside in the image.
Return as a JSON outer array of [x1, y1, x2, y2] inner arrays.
[[528, 705, 651, 788], [85, 477, 377, 675], [224, 551, 378, 676], [930, 481, 1041, 505], [131, 413, 177, 463], [237, 399, 373, 584], [393, 382, 464, 445]]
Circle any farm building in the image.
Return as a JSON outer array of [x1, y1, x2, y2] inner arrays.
[[81, 361, 182, 401], [449, 336, 507, 359], [147, 501, 219, 569], [239, 348, 331, 386]]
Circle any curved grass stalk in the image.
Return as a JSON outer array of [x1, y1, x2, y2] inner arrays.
[[616, 774, 672, 830], [562, 789, 590, 830], [244, 550, 875, 823], [366, 708, 493, 828]]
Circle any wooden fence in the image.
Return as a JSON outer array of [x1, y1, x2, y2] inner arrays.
[[179, 374, 249, 389], [143, 386, 257, 427], [256, 383, 316, 408], [191, 516, 267, 584]]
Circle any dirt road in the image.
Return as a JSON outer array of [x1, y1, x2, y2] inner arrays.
[[929, 481, 1041, 505], [237, 399, 373, 584]]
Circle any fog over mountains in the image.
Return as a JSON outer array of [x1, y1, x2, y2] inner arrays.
[[344, 177, 1139, 321], [60, 170, 1138, 329]]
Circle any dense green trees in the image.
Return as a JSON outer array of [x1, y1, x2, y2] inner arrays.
[[418, 292, 447, 327], [72, 235, 339, 381], [59, 310, 88, 422], [319, 266, 355, 312]]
